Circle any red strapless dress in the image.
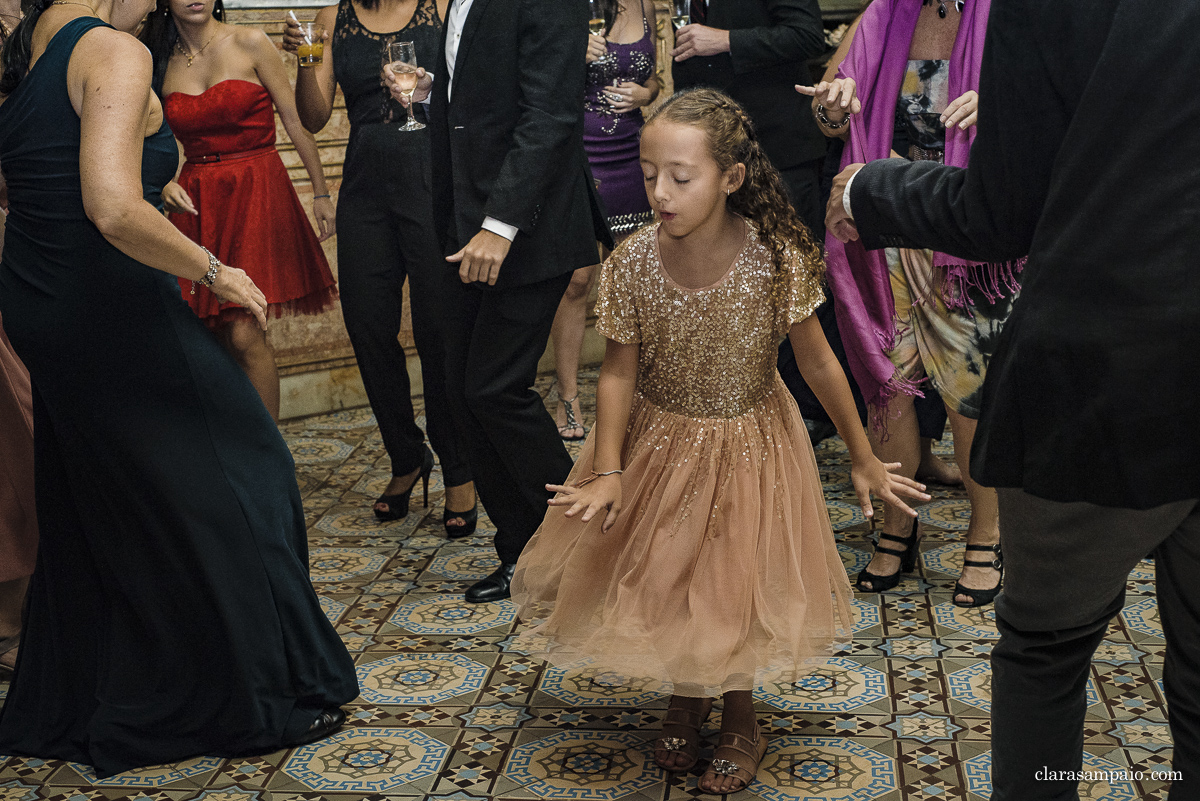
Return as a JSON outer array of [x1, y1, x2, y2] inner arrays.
[[165, 79, 337, 321]]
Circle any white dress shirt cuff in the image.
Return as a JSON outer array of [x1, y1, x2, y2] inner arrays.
[[843, 168, 858, 221], [418, 72, 434, 105], [482, 216, 519, 241]]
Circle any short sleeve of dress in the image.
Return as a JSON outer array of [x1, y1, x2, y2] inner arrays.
[[595, 243, 641, 344], [779, 243, 827, 333]]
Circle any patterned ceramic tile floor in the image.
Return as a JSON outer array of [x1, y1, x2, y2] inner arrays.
[[0, 370, 1173, 801]]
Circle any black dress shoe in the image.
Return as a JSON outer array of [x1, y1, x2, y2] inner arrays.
[[285, 707, 346, 748], [465, 562, 516, 603]]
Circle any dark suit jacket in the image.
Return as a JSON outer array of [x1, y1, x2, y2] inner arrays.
[[848, 0, 1200, 510], [672, 0, 827, 169], [429, 0, 612, 289]]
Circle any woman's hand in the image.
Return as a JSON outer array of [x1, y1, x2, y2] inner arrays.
[[605, 81, 652, 113], [546, 475, 623, 533], [942, 90, 978, 130], [313, 195, 335, 241], [382, 64, 432, 107], [210, 264, 269, 330], [850, 456, 930, 520], [162, 181, 196, 216], [586, 33, 608, 64], [796, 78, 861, 124], [281, 16, 330, 55]]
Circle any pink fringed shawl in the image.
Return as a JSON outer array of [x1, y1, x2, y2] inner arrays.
[[824, 0, 1022, 424]]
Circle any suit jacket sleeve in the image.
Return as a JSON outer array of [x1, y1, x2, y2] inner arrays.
[[727, 0, 825, 77], [482, 0, 588, 233], [849, 0, 1065, 263]]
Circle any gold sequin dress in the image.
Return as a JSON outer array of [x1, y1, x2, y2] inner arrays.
[[512, 221, 853, 697]]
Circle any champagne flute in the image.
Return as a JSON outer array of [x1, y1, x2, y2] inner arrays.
[[671, 0, 689, 29], [386, 41, 425, 132], [588, 0, 611, 64]]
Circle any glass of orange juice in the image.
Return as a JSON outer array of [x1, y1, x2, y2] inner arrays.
[[297, 22, 325, 66]]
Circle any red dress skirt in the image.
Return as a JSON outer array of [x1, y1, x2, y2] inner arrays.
[[165, 79, 337, 321]]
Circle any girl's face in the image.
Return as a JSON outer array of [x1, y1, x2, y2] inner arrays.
[[168, 0, 213, 23], [640, 120, 744, 239]]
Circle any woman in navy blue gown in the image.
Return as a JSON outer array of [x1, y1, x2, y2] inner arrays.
[[0, 0, 357, 778]]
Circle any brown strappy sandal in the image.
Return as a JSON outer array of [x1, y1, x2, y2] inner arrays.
[[653, 697, 713, 773], [701, 723, 769, 794]]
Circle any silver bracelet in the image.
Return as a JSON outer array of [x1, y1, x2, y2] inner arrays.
[[816, 103, 850, 130], [191, 247, 221, 295]]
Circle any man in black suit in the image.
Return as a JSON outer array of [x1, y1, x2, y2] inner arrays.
[[826, 1, 1200, 799], [671, 0, 827, 228], [396, 0, 611, 603]]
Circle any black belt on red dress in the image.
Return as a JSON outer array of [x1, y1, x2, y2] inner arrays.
[[189, 145, 277, 164]]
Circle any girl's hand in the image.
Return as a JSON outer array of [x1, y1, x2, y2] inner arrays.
[[210, 264, 269, 330], [546, 475, 623, 533], [796, 78, 861, 122], [850, 457, 930, 520], [606, 81, 652, 113], [586, 33, 608, 63], [941, 90, 978, 130], [313, 195, 335, 241], [162, 181, 196, 216]]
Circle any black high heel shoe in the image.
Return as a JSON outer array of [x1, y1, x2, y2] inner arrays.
[[373, 448, 434, 521], [443, 493, 479, 540], [855, 517, 921, 593], [952, 543, 1003, 608]]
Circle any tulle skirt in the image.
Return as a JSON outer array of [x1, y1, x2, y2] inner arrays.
[[512, 374, 853, 697]]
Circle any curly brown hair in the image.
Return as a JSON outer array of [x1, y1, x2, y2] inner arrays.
[[644, 88, 825, 297]]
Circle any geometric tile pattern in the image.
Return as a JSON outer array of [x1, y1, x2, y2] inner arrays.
[[963, 750, 1142, 800], [358, 654, 490, 705], [0, 371, 1173, 801]]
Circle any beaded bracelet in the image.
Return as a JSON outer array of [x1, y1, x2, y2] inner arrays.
[[190, 246, 221, 295], [815, 103, 850, 130]]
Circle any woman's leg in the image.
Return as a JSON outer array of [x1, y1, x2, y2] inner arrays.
[[945, 408, 1001, 604], [859, 394, 923, 588], [219, 314, 280, 420], [550, 262, 599, 439], [336, 181, 428, 509]]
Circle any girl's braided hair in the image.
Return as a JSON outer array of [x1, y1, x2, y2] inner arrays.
[[645, 87, 825, 297]]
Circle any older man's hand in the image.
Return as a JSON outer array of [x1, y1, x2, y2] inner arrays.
[[672, 24, 730, 61], [828, 164, 865, 243]]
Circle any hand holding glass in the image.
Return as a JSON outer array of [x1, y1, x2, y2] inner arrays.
[[588, 0, 611, 63], [386, 41, 425, 132], [297, 22, 325, 66]]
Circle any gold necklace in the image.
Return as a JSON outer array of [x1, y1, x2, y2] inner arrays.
[[49, 1, 96, 10], [175, 32, 218, 67]]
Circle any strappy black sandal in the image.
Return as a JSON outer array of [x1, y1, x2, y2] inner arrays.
[[952, 543, 1003, 608], [855, 517, 921, 593]]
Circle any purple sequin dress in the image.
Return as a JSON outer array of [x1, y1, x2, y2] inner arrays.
[[585, 12, 656, 238]]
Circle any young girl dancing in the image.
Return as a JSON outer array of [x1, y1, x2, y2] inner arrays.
[[512, 88, 928, 795]]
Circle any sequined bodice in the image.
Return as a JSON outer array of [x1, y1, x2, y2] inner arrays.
[[584, 15, 655, 134], [595, 223, 825, 418]]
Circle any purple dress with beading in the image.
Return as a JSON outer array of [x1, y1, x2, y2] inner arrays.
[[584, 13, 655, 238]]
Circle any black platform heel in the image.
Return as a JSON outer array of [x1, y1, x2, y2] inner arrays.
[[952, 543, 1003, 608], [855, 517, 921, 593], [373, 448, 434, 521], [443, 494, 479, 540]]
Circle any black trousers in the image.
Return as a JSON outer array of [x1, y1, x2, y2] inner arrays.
[[337, 125, 470, 486], [992, 489, 1200, 801], [441, 271, 574, 564]]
